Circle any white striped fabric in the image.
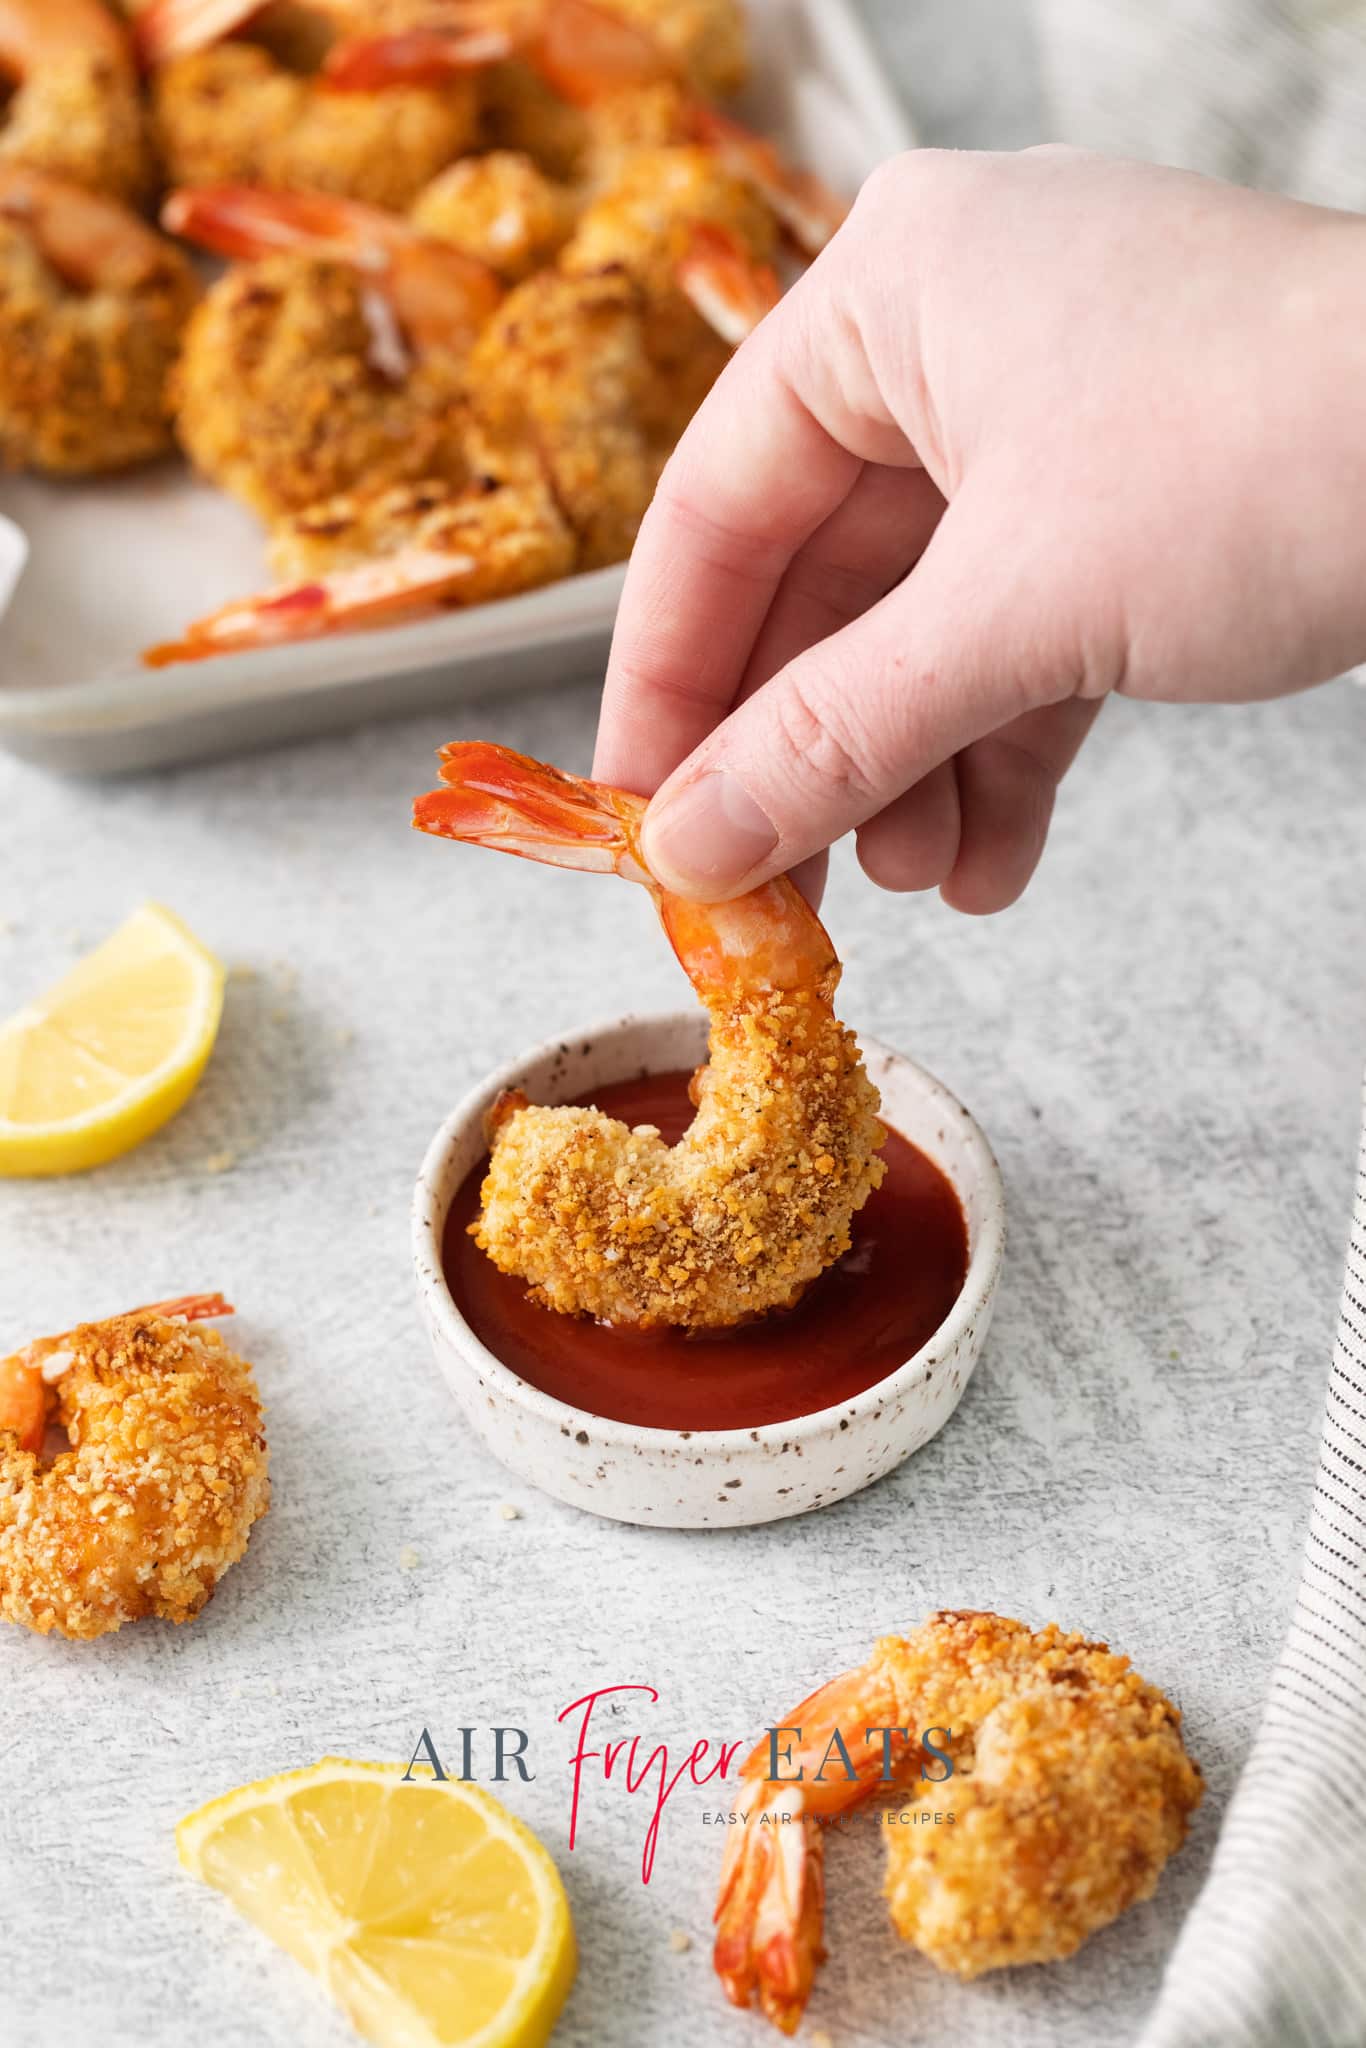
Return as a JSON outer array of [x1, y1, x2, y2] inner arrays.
[[1137, 1086, 1366, 2046], [1036, 0, 1366, 211]]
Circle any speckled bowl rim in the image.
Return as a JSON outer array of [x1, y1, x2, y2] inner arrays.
[[412, 1010, 1005, 1456]]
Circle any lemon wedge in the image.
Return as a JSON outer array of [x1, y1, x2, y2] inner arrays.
[[177, 1759, 577, 2048], [0, 903, 225, 1176]]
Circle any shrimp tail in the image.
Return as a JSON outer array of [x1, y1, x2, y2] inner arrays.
[[678, 222, 780, 344], [324, 0, 673, 103], [414, 742, 650, 882], [133, 0, 265, 68], [323, 25, 516, 92], [714, 1794, 826, 2034], [417, 741, 839, 999], [140, 1293, 233, 1323]]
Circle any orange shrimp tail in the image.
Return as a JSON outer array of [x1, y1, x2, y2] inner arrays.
[[713, 1811, 826, 2035], [528, 0, 676, 105], [414, 742, 647, 879], [0, 1354, 48, 1457], [323, 25, 515, 92], [677, 223, 780, 345], [144, 550, 485, 667], [686, 104, 848, 256], [139, 1293, 233, 1323], [162, 184, 399, 262], [134, 0, 263, 68]]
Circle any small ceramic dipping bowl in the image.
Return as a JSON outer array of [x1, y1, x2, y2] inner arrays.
[[413, 1011, 1004, 1529]]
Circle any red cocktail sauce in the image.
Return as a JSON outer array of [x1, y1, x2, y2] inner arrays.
[[442, 1068, 969, 1432]]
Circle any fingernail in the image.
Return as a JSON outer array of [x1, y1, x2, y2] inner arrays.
[[643, 771, 779, 895]]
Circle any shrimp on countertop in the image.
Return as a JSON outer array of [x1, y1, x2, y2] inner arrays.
[[136, 0, 480, 212], [162, 183, 500, 522], [413, 742, 887, 1329], [0, 0, 154, 206], [715, 1611, 1204, 2034], [0, 165, 198, 474], [0, 1295, 269, 1641]]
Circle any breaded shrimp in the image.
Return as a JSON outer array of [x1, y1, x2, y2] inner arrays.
[[410, 149, 577, 281], [328, 0, 844, 252], [163, 184, 499, 522], [0, 166, 197, 474], [464, 263, 670, 567], [0, 0, 154, 206], [715, 1612, 1204, 2034], [144, 441, 576, 662], [563, 143, 777, 402], [413, 743, 887, 1329], [0, 1296, 269, 1641], [138, 0, 479, 211]]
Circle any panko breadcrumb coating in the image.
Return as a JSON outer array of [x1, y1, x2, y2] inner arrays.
[[414, 743, 888, 1328], [467, 264, 703, 567], [716, 1611, 1203, 2033], [0, 0, 154, 206], [171, 249, 471, 522], [153, 41, 477, 211], [0, 1306, 269, 1641], [0, 167, 197, 475], [268, 441, 576, 592], [881, 1613, 1202, 1978]]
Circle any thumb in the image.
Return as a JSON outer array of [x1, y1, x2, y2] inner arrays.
[[639, 488, 1089, 899]]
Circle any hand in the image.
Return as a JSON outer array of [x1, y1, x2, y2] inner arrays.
[[593, 147, 1366, 909]]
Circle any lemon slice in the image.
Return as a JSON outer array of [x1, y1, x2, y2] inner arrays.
[[0, 902, 225, 1176], [177, 1759, 577, 2048]]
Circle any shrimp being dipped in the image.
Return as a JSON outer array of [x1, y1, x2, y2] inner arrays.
[[0, 166, 198, 474], [137, 0, 480, 212], [414, 742, 887, 1329], [715, 1611, 1204, 2034], [163, 184, 500, 522], [0, 0, 153, 206], [0, 1295, 270, 1640]]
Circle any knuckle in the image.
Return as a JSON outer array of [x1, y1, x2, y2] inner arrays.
[[770, 665, 883, 812]]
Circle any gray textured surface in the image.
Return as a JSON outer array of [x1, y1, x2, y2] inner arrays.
[[2, 677, 1364, 2048], [4, 9, 1366, 2047]]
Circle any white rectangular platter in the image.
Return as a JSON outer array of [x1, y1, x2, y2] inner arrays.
[[0, 0, 914, 776]]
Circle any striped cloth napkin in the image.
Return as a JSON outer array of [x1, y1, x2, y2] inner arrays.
[[1136, 1088, 1366, 2041], [1032, 7, 1366, 2036], [1035, 0, 1366, 209]]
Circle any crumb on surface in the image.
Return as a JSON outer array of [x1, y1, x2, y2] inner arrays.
[[668, 1929, 692, 1954], [498, 1503, 521, 1522], [202, 1150, 237, 1174], [399, 1545, 421, 1571]]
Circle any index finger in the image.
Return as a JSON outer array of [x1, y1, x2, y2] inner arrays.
[[592, 306, 862, 793]]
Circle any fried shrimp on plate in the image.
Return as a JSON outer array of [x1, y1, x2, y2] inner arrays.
[[413, 742, 887, 1329], [162, 182, 501, 522], [0, 165, 198, 474], [715, 1611, 1204, 2033], [329, 0, 845, 254], [0, 0, 154, 206], [135, 0, 480, 211], [0, 1295, 269, 1640]]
